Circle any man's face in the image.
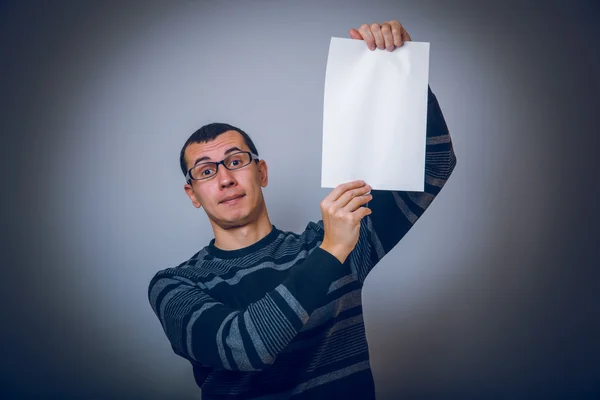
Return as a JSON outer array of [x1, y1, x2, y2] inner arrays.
[[183, 130, 268, 229]]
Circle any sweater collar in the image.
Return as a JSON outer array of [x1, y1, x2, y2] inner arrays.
[[206, 225, 280, 259]]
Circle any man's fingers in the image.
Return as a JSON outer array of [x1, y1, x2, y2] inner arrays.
[[335, 184, 371, 209], [324, 180, 366, 204], [358, 24, 376, 50], [389, 21, 403, 47], [349, 28, 363, 40], [354, 21, 410, 52], [402, 29, 412, 42], [380, 23, 395, 51], [343, 192, 372, 213], [352, 205, 373, 221], [388, 20, 411, 47], [370, 23, 385, 50]]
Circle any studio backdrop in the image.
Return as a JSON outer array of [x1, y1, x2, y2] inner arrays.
[[2, 0, 598, 398]]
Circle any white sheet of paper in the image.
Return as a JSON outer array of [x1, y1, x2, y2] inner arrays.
[[321, 37, 430, 192]]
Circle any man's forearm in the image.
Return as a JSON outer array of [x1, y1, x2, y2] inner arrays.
[[149, 246, 349, 372], [424, 86, 456, 181]]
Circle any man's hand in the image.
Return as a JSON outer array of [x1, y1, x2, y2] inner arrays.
[[319, 180, 372, 264], [349, 20, 412, 51]]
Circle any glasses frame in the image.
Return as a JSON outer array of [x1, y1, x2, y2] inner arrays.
[[186, 151, 259, 183]]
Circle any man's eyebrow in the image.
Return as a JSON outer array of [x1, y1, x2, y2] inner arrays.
[[224, 146, 243, 156], [192, 146, 244, 166]]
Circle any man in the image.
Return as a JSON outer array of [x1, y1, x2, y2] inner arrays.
[[148, 20, 456, 399]]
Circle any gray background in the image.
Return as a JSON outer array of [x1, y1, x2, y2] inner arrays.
[[2, 0, 599, 398]]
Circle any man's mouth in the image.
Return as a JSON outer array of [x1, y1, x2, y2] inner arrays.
[[220, 194, 245, 204]]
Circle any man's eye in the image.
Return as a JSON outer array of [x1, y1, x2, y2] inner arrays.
[[229, 160, 241, 167], [196, 165, 214, 176]]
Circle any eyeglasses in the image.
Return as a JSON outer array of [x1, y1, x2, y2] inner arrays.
[[186, 151, 259, 183]]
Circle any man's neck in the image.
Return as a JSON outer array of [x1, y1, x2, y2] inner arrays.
[[211, 214, 273, 251]]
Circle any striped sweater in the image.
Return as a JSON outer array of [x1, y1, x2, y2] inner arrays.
[[148, 87, 456, 399]]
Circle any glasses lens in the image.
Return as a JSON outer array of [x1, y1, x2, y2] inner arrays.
[[225, 152, 251, 170], [191, 163, 217, 180]]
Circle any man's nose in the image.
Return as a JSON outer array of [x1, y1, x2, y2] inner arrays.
[[218, 166, 236, 189]]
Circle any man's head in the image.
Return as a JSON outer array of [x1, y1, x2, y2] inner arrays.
[[181, 123, 269, 230]]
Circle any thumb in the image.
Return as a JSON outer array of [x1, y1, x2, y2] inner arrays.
[[349, 28, 363, 40]]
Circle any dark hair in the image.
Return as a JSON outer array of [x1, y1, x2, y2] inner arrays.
[[179, 122, 259, 178]]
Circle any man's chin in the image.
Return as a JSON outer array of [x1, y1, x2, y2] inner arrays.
[[213, 212, 252, 230]]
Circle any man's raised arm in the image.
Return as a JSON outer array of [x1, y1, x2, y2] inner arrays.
[[349, 86, 457, 284]]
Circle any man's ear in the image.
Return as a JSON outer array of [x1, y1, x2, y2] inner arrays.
[[258, 160, 268, 187], [184, 183, 202, 209]]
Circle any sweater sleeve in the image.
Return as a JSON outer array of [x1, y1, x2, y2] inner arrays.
[[148, 247, 347, 372], [349, 86, 457, 284]]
